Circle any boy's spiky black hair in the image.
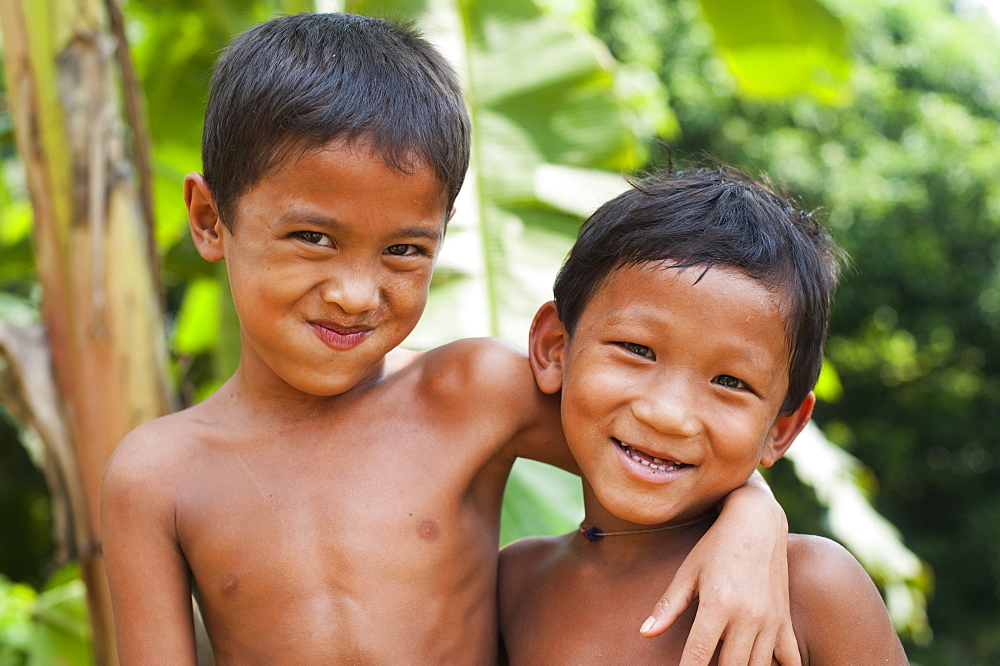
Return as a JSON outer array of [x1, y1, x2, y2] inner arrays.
[[203, 12, 471, 228], [553, 164, 845, 413]]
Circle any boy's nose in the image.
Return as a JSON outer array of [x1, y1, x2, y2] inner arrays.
[[630, 379, 702, 438], [319, 269, 380, 314]]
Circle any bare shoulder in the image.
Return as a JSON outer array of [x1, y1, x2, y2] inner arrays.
[[404, 338, 570, 469], [415, 338, 545, 430], [787, 534, 908, 665], [105, 409, 199, 474], [417, 337, 532, 400], [500, 535, 563, 572], [788, 534, 864, 580], [498, 535, 566, 612], [101, 407, 205, 513], [101, 408, 209, 662]]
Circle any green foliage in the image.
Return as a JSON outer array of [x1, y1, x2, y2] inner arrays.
[[123, 0, 300, 396], [0, 143, 36, 308], [0, 566, 92, 666], [700, 0, 851, 103], [0, 418, 51, 590], [500, 460, 581, 545]]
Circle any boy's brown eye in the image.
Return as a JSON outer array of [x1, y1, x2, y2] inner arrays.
[[713, 375, 747, 390], [622, 342, 654, 359], [386, 244, 416, 256], [297, 231, 332, 246]]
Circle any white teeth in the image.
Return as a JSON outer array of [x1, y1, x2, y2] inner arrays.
[[618, 440, 683, 471]]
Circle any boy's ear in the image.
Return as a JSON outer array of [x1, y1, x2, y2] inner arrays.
[[185, 173, 226, 262], [528, 301, 568, 395], [759, 392, 815, 467]]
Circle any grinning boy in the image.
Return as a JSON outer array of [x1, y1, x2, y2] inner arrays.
[[102, 14, 800, 664], [500, 166, 909, 664]]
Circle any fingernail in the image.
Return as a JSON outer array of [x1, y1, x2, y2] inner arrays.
[[640, 616, 655, 634]]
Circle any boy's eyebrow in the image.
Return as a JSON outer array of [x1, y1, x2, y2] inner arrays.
[[729, 345, 780, 382]]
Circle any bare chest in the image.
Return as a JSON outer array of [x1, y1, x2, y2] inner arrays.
[[176, 425, 507, 662], [503, 561, 709, 665]]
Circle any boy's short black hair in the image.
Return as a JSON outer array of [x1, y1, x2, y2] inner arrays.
[[553, 164, 844, 414], [203, 12, 471, 228]]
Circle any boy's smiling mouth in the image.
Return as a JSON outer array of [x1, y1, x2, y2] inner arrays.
[[613, 438, 690, 473], [310, 320, 373, 351]]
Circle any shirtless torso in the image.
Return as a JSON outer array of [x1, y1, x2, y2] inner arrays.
[[103, 339, 566, 664], [499, 526, 909, 665]]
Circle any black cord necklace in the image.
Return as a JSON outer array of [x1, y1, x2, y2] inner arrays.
[[579, 513, 714, 542]]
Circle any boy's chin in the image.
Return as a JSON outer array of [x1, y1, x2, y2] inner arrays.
[[277, 361, 387, 398]]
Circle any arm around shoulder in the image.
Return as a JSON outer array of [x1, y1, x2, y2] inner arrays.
[[438, 337, 575, 472], [101, 423, 198, 665], [788, 534, 908, 665]]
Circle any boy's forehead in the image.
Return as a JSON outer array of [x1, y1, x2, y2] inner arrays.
[[589, 262, 793, 348], [601, 261, 789, 309], [288, 137, 444, 186], [228, 138, 452, 236], [246, 139, 449, 206]]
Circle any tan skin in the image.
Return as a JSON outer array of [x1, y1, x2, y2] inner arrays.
[[499, 265, 908, 665], [102, 142, 799, 664]]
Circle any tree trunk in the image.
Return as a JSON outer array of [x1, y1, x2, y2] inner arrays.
[[0, 1, 172, 663]]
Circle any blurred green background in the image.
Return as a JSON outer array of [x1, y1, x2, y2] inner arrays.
[[1, 0, 998, 663]]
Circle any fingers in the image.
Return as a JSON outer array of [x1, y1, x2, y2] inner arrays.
[[641, 568, 698, 637], [715, 623, 763, 666], [677, 607, 726, 666], [681, 612, 788, 666], [772, 622, 803, 666], [747, 634, 778, 666], [704, 597, 775, 666], [645, 582, 793, 666]]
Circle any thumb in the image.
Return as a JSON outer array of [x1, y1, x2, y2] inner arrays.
[[641, 566, 698, 637]]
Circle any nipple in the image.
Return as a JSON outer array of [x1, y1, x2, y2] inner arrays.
[[220, 573, 241, 597], [415, 519, 440, 541]]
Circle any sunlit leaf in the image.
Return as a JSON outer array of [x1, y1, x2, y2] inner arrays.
[[500, 459, 581, 545], [172, 278, 221, 356], [813, 358, 843, 403], [699, 0, 852, 104], [0, 567, 92, 666]]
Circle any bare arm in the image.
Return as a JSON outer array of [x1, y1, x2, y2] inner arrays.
[[464, 337, 577, 474], [641, 471, 800, 666], [788, 535, 908, 665], [101, 431, 198, 665]]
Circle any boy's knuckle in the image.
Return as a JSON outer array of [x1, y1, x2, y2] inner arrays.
[[742, 605, 766, 623], [654, 597, 673, 614], [685, 639, 716, 663]]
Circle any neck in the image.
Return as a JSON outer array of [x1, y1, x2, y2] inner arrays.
[[573, 480, 718, 564], [221, 359, 382, 425], [579, 511, 715, 542]]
